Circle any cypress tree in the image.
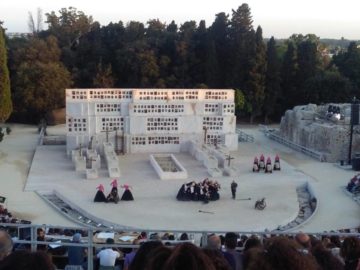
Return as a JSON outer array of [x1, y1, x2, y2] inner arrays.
[[264, 37, 281, 122], [246, 26, 267, 123], [0, 26, 12, 122]]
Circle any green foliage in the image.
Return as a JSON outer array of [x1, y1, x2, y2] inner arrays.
[[304, 70, 354, 104], [333, 42, 360, 91], [11, 36, 72, 121], [0, 26, 13, 122], [264, 37, 281, 122], [234, 89, 246, 112], [93, 62, 115, 88], [5, 5, 360, 124]]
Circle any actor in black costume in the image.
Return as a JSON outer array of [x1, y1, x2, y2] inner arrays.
[[231, 181, 238, 199], [107, 179, 120, 203], [176, 178, 220, 203], [94, 184, 107, 202], [120, 184, 134, 201]]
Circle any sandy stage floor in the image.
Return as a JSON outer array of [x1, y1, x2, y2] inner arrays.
[[1, 124, 359, 232]]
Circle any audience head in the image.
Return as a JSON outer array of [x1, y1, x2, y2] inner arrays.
[[0, 250, 54, 270], [340, 236, 360, 262], [106, 238, 115, 245], [247, 237, 318, 270], [163, 242, 216, 270], [203, 248, 232, 270], [295, 232, 311, 249], [72, 233, 81, 243], [146, 246, 172, 270], [129, 240, 163, 270], [207, 234, 221, 250], [179, 233, 189, 241], [224, 232, 238, 250], [244, 236, 262, 252], [0, 230, 13, 261], [311, 244, 344, 270]]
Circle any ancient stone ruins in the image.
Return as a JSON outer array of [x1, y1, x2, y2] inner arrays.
[[279, 103, 360, 162]]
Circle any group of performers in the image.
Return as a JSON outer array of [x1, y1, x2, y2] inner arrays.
[[176, 178, 221, 203], [94, 179, 134, 203], [253, 154, 281, 173]]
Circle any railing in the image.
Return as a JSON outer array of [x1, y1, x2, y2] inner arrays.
[[236, 129, 254, 143], [264, 129, 325, 162], [1, 223, 360, 270]]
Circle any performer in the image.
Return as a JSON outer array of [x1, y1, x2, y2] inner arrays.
[[253, 156, 260, 172], [94, 184, 107, 202], [231, 180, 238, 199], [274, 154, 281, 170], [265, 157, 272, 173], [259, 154, 265, 170], [176, 183, 187, 201], [107, 179, 119, 203], [121, 184, 134, 201]]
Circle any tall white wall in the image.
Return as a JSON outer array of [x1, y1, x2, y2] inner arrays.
[[66, 89, 238, 154]]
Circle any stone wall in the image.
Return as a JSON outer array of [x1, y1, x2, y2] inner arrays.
[[279, 104, 360, 162]]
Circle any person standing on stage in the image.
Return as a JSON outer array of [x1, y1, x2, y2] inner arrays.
[[231, 181, 238, 200]]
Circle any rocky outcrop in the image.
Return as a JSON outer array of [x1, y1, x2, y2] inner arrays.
[[279, 104, 360, 162]]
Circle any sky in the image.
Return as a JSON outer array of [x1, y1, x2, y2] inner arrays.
[[1, 0, 360, 39]]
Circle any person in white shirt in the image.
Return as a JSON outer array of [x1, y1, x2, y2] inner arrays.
[[97, 238, 120, 270]]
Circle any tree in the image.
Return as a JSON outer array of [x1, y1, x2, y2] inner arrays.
[[230, 3, 254, 88], [333, 42, 360, 92], [246, 26, 267, 123], [304, 70, 353, 104], [0, 26, 12, 122], [281, 42, 298, 110], [28, 8, 43, 35], [12, 36, 72, 122], [264, 37, 281, 122], [296, 36, 322, 103], [93, 62, 115, 88]]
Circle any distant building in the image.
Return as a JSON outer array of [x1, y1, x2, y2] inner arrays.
[[5, 32, 28, 39], [66, 88, 238, 154]]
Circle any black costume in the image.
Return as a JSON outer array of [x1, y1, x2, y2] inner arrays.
[[231, 181, 238, 199], [94, 190, 107, 202], [107, 187, 120, 203], [121, 186, 134, 201], [176, 180, 220, 203]]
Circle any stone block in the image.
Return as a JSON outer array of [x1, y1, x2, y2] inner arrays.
[[207, 168, 222, 177], [86, 168, 98, 179], [109, 167, 121, 178]]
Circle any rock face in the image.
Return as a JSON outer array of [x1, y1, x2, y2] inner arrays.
[[279, 104, 360, 162]]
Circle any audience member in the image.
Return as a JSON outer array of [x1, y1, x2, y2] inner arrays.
[[340, 237, 360, 270], [179, 233, 189, 241], [36, 228, 47, 251], [0, 230, 13, 261], [224, 232, 243, 270], [129, 240, 163, 270], [163, 242, 216, 270], [97, 238, 121, 270], [123, 239, 140, 270], [295, 232, 311, 253], [243, 236, 262, 252], [0, 250, 55, 270], [203, 249, 232, 270], [146, 246, 172, 270], [67, 233, 87, 268], [247, 237, 319, 270], [311, 243, 344, 270], [206, 234, 235, 270]]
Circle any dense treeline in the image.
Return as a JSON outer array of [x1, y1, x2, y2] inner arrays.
[[2, 4, 360, 123]]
